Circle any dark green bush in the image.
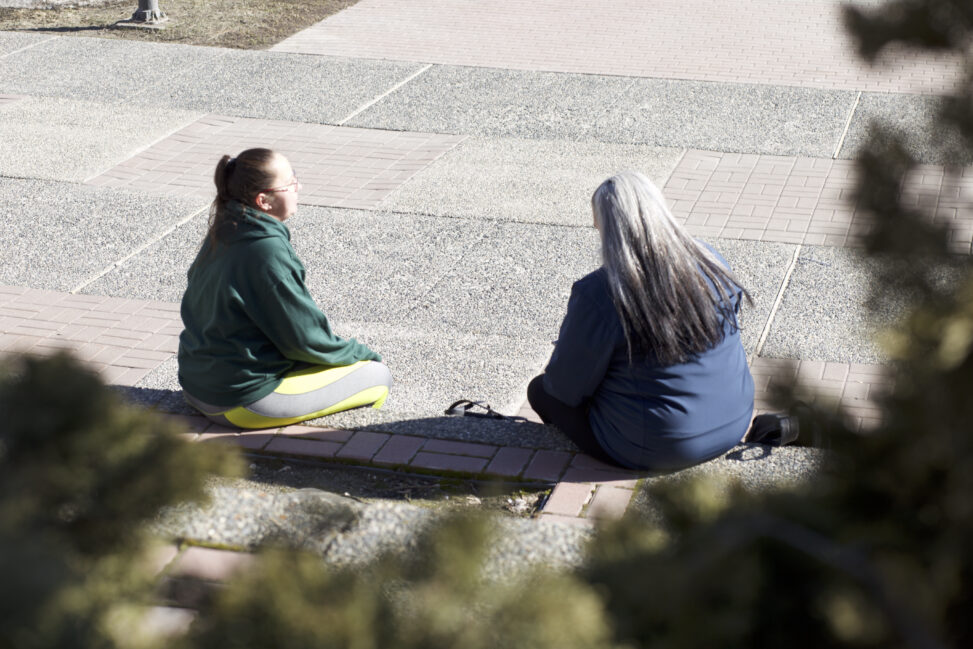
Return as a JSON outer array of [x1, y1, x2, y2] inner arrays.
[[0, 352, 241, 649]]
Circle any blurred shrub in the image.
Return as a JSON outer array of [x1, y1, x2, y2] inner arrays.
[[180, 514, 619, 649], [0, 352, 241, 649]]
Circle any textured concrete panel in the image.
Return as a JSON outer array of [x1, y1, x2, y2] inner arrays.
[[78, 212, 207, 302], [407, 221, 602, 340], [0, 31, 53, 56], [348, 66, 634, 141], [82, 206, 493, 326], [0, 37, 226, 102], [708, 238, 797, 356], [131, 50, 425, 123], [380, 136, 685, 226], [0, 178, 206, 292], [0, 95, 201, 182], [760, 246, 895, 363], [309, 321, 570, 449], [351, 66, 856, 156], [590, 79, 857, 157], [839, 92, 970, 165], [290, 208, 494, 323]]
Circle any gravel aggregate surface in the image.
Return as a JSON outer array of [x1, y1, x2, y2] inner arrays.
[[306, 320, 552, 430], [0, 36, 226, 102], [706, 238, 797, 356], [0, 30, 53, 55], [350, 65, 857, 156], [154, 484, 362, 552], [631, 443, 829, 520], [0, 178, 205, 292], [130, 50, 424, 123], [0, 95, 202, 182], [840, 92, 969, 164], [760, 246, 899, 363], [406, 220, 601, 339], [589, 78, 857, 157]]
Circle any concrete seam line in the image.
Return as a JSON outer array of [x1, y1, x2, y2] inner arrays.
[[0, 34, 57, 60], [337, 63, 433, 125], [833, 91, 862, 159], [752, 244, 802, 362], [82, 112, 210, 184], [69, 205, 208, 294]]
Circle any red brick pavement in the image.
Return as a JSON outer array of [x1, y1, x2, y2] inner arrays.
[[750, 356, 891, 432], [272, 0, 960, 94], [85, 115, 465, 211], [0, 285, 179, 386], [664, 150, 973, 253]]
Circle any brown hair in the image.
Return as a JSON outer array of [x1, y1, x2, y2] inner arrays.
[[207, 148, 279, 246]]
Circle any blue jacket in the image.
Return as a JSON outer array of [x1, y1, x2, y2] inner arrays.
[[543, 248, 754, 471]]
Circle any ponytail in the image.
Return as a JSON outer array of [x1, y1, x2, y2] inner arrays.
[[207, 148, 278, 247]]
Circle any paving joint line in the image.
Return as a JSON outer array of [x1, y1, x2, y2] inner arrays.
[[82, 112, 210, 184], [833, 91, 862, 159], [0, 33, 57, 59], [751, 244, 803, 362], [337, 64, 434, 126], [69, 205, 208, 294]]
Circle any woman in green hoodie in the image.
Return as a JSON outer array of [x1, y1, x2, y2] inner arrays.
[[178, 148, 392, 428]]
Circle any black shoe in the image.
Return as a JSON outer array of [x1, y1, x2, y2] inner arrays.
[[745, 412, 799, 446]]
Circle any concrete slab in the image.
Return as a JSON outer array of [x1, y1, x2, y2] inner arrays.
[[347, 65, 635, 141], [0, 95, 201, 182], [0, 31, 53, 56], [325, 502, 591, 578], [82, 206, 493, 325], [0, 36, 226, 102], [407, 221, 601, 340], [350, 66, 856, 156], [131, 49, 425, 124], [379, 136, 685, 226], [631, 444, 827, 520], [709, 238, 798, 356], [589, 78, 857, 157], [78, 211, 205, 302], [759, 245, 896, 363], [839, 92, 970, 165], [290, 208, 492, 323], [307, 321, 570, 450], [0, 178, 206, 292]]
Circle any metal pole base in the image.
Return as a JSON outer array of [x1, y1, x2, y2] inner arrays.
[[114, 11, 170, 30]]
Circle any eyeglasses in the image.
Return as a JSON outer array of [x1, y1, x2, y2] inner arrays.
[[263, 176, 301, 193]]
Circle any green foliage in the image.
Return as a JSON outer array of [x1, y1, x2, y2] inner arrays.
[[7, 3, 973, 648], [182, 514, 619, 649], [574, 4, 973, 649], [0, 352, 242, 649]]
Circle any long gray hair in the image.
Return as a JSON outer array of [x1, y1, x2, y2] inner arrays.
[[592, 171, 751, 365]]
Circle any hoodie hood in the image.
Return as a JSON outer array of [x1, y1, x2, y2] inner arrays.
[[217, 200, 291, 244]]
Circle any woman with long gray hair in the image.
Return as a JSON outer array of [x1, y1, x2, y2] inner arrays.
[[528, 171, 754, 471]]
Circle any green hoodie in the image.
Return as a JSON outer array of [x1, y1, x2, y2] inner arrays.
[[177, 202, 380, 407]]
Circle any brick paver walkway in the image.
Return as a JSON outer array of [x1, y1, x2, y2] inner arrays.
[[0, 285, 179, 386], [86, 115, 465, 211], [664, 150, 973, 252], [273, 0, 960, 94], [0, 282, 892, 520]]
